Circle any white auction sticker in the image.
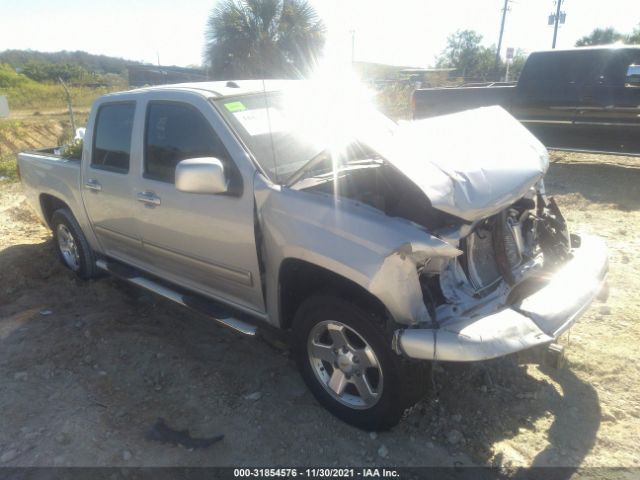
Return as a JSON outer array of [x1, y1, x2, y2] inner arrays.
[[233, 108, 287, 136]]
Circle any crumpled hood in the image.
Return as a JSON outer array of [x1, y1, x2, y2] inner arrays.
[[372, 106, 549, 222]]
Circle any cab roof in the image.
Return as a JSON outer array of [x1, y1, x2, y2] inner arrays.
[[532, 44, 640, 54], [127, 79, 298, 99]]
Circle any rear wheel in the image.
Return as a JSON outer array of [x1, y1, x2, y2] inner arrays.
[[51, 209, 99, 279], [292, 294, 429, 430]]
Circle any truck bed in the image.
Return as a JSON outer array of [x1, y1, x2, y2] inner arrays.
[[413, 85, 515, 119], [17, 149, 83, 227]]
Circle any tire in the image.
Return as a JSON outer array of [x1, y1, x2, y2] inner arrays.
[[292, 294, 429, 431], [51, 208, 99, 279]]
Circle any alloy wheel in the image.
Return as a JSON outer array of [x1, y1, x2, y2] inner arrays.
[[56, 223, 80, 271], [307, 320, 383, 409]]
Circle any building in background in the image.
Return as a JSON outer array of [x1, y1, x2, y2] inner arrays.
[[353, 61, 455, 88], [127, 65, 207, 87]]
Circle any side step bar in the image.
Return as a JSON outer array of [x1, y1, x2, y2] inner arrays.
[[96, 259, 258, 336]]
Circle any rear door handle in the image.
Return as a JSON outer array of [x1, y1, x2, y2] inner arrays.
[[84, 179, 102, 191], [137, 191, 161, 206]]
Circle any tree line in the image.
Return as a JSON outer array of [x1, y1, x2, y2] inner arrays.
[[2, 1, 638, 86], [435, 30, 527, 83], [0, 50, 139, 84], [576, 26, 640, 46]]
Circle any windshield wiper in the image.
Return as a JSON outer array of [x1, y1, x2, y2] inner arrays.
[[285, 149, 330, 187], [285, 140, 386, 187]]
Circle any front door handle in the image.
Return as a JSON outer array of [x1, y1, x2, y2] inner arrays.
[[137, 191, 161, 206], [84, 179, 102, 191]]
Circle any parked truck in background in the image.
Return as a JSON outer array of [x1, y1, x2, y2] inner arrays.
[[413, 46, 640, 155], [17, 80, 608, 430]]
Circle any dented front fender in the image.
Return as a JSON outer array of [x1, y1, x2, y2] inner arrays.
[[253, 173, 461, 328]]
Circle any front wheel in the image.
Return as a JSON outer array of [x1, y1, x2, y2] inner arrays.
[[292, 295, 429, 431]]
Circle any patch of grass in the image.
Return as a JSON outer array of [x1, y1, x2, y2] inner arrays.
[[0, 118, 28, 158], [0, 153, 18, 182], [0, 118, 24, 133], [0, 83, 118, 110], [1, 63, 124, 110]]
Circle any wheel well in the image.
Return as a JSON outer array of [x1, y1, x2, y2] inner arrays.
[[278, 258, 389, 330], [40, 194, 69, 229]]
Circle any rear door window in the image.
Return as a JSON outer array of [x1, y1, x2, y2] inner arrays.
[[92, 102, 135, 173], [144, 102, 230, 184], [602, 49, 640, 86], [518, 51, 606, 94]]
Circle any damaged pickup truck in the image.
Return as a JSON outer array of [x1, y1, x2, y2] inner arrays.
[[17, 80, 608, 430]]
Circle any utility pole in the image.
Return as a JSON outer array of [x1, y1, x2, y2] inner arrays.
[[495, 0, 509, 68], [552, 0, 563, 48], [58, 77, 76, 135]]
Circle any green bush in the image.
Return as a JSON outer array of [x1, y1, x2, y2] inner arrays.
[[374, 83, 414, 121], [0, 63, 32, 88], [60, 138, 83, 159]]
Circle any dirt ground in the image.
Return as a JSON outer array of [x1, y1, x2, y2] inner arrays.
[[0, 150, 639, 471]]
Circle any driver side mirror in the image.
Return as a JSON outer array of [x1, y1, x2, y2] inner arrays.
[[626, 64, 640, 88], [175, 157, 228, 194]]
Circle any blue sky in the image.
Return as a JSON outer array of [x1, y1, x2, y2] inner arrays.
[[1, 0, 639, 68]]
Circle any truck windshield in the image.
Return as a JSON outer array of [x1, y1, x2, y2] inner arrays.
[[213, 88, 397, 184]]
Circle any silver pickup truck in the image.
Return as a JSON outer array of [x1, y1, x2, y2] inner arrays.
[[17, 80, 608, 430]]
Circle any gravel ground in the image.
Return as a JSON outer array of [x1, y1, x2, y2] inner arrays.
[[0, 151, 638, 471]]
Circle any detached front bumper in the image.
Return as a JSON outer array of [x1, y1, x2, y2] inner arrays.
[[393, 235, 608, 362]]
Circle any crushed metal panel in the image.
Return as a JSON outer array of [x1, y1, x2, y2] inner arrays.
[[369, 250, 430, 326], [396, 235, 609, 361], [369, 106, 549, 222], [517, 235, 608, 336], [396, 308, 554, 362]]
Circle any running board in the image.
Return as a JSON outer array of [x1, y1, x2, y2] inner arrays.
[[96, 259, 258, 336]]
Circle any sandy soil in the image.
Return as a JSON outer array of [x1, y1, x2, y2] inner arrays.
[[0, 151, 638, 471]]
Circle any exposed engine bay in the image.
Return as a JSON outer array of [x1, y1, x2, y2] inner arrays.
[[432, 188, 575, 325], [294, 159, 574, 328]]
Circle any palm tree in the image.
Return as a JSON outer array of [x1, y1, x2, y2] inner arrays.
[[204, 0, 326, 80]]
